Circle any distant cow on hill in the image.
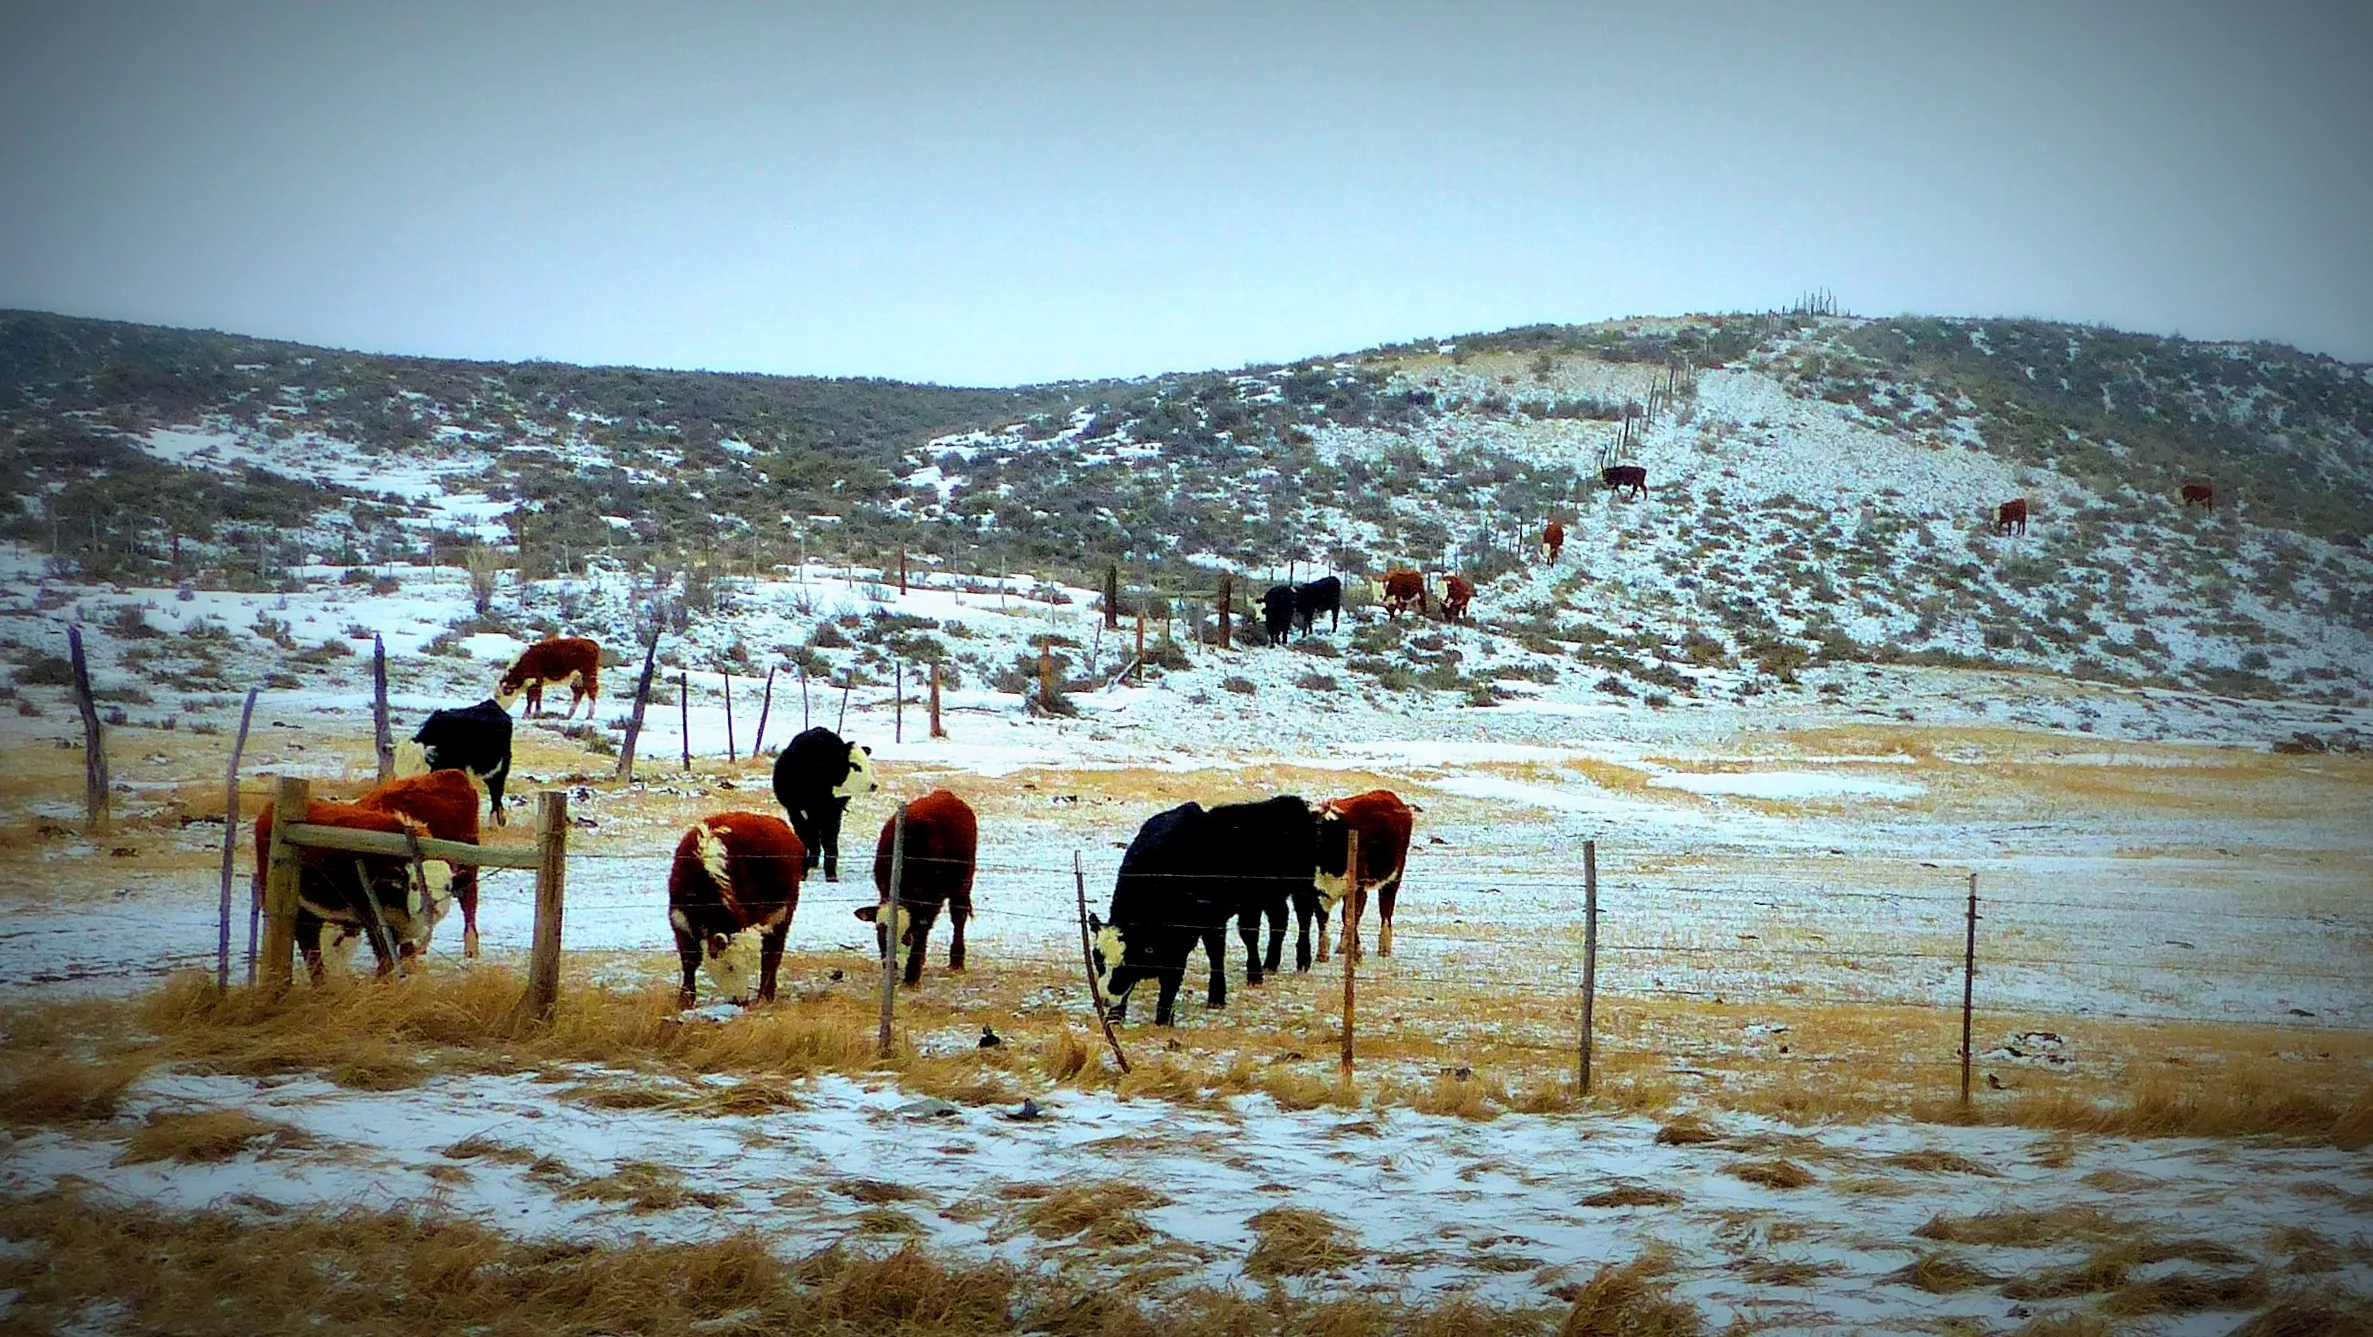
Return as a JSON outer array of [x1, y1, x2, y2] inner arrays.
[[1994, 498, 2029, 536], [1380, 570, 1426, 619], [2182, 481, 2215, 509], [771, 726, 878, 881], [253, 798, 455, 984], [1439, 574, 1474, 623], [1261, 583, 1297, 647], [1298, 789, 1416, 967], [1541, 521, 1565, 564], [1602, 465, 1648, 499], [354, 769, 486, 958], [398, 699, 512, 828], [861, 789, 978, 985], [497, 637, 602, 719], [667, 812, 804, 1007], [1294, 576, 1342, 636]]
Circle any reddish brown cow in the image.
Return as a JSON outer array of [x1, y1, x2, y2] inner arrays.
[[1439, 574, 1475, 623], [497, 637, 602, 719], [2182, 481, 2215, 509], [859, 789, 978, 985], [354, 769, 485, 958], [667, 812, 804, 1007], [1306, 790, 1416, 965], [1602, 464, 1648, 499], [1541, 521, 1565, 564], [1380, 569, 1426, 619], [254, 799, 455, 983], [1994, 497, 2029, 536]]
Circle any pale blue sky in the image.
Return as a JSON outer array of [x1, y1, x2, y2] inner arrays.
[[3, 2, 2367, 384]]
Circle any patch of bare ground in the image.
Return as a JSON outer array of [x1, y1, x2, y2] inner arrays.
[[1244, 1205, 1364, 1280], [114, 1108, 315, 1165]]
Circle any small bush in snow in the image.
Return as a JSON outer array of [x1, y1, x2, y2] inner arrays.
[[1294, 672, 1338, 692], [19, 655, 74, 687], [811, 623, 851, 649], [1595, 675, 1635, 697], [1220, 676, 1258, 695]]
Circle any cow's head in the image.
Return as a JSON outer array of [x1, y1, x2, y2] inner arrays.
[[854, 900, 914, 957], [1086, 913, 1131, 1006], [389, 859, 455, 950], [493, 667, 527, 707], [699, 928, 763, 1002], [391, 737, 432, 779], [1312, 805, 1351, 911], [835, 743, 879, 800]]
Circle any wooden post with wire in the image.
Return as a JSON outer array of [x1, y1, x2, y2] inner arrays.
[[877, 804, 905, 1058], [1076, 853, 1131, 1073], [752, 665, 776, 756], [1340, 829, 1359, 1078], [1961, 871, 1979, 1107], [1104, 563, 1119, 630], [929, 662, 944, 738], [894, 663, 903, 744], [1579, 838, 1599, 1096], [898, 547, 908, 596], [722, 671, 735, 761], [214, 689, 258, 992], [679, 671, 691, 771], [260, 775, 307, 992], [372, 634, 394, 782], [512, 791, 569, 1025], [1217, 575, 1233, 648], [800, 664, 810, 730], [1134, 611, 1145, 683], [68, 626, 109, 834], [615, 633, 659, 781]]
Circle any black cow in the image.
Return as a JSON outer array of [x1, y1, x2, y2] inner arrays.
[[1261, 584, 1296, 646], [770, 726, 878, 881], [399, 699, 513, 827], [1294, 577, 1342, 636], [1088, 797, 1313, 1026]]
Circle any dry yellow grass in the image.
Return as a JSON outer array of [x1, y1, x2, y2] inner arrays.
[[1579, 1185, 1683, 1209], [115, 1108, 314, 1165], [1243, 1205, 1364, 1280], [0, 1054, 144, 1126], [1913, 1205, 2133, 1247], [1886, 1250, 2004, 1294], [1554, 1247, 1701, 1337], [1009, 1182, 1169, 1248], [1725, 1159, 1815, 1189]]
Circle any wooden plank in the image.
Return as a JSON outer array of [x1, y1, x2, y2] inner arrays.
[[260, 776, 307, 990], [513, 791, 568, 1024], [280, 823, 540, 869], [68, 626, 109, 833], [214, 689, 258, 992]]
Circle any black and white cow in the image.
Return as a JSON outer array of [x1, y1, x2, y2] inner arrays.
[[1088, 797, 1314, 1026], [770, 726, 878, 882], [1293, 576, 1342, 637], [1261, 584, 1297, 647], [396, 699, 514, 827]]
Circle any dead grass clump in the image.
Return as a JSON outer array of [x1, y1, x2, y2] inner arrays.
[[1726, 1159, 1815, 1189], [1914, 1205, 2131, 1246], [2078, 1168, 2158, 1192], [2000, 1074, 2373, 1148], [1887, 1251, 2005, 1294], [558, 1078, 682, 1110], [1557, 1247, 1702, 1337], [687, 1079, 803, 1116], [2102, 1268, 2269, 1315], [1014, 1182, 1169, 1248], [0, 1056, 144, 1126], [1735, 1257, 1833, 1286], [1881, 1148, 2000, 1176], [115, 1108, 314, 1165], [558, 1160, 736, 1213], [440, 1134, 536, 1164], [1653, 1115, 1722, 1146], [1244, 1206, 1364, 1280], [1580, 1184, 1683, 1209], [790, 1242, 1017, 1332], [2267, 1225, 2341, 1274], [1039, 1027, 1092, 1082], [2009, 1315, 2112, 1337], [1253, 1066, 1341, 1111], [1999, 1249, 2131, 1300], [1402, 1071, 1508, 1121], [2229, 1296, 2373, 1337], [835, 1178, 927, 1205]]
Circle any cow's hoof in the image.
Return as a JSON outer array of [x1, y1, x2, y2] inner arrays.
[[463, 929, 480, 958]]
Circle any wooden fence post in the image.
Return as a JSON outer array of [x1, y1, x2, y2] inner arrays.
[[1037, 641, 1054, 712], [1076, 852, 1131, 1073], [514, 790, 568, 1025], [615, 634, 659, 781], [67, 627, 109, 834], [722, 671, 735, 761], [894, 663, 904, 744], [898, 547, 908, 596], [929, 662, 944, 739], [679, 671, 692, 771], [878, 804, 905, 1058], [260, 775, 308, 992], [372, 634, 393, 782], [1340, 829, 1359, 1078], [1104, 563, 1119, 630], [752, 665, 776, 756], [1579, 839, 1599, 1096], [800, 665, 810, 731], [1961, 871, 1979, 1107], [1134, 611, 1146, 683], [214, 689, 259, 992], [1217, 576, 1232, 648]]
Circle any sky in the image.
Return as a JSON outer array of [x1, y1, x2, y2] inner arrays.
[[2, 2, 2368, 385]]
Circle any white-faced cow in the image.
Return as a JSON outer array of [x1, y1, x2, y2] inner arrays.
[[667, 812, 804, 1007], [859, 789, 977, 985], [253, 798, 455, 984], [497, 636, 602, 719], [396, 699, 513, 828], [353, 768, 486, 958], [1089, 797, 1313, 1026], [1295, 789, 1416, 968], [770, 726, 878, 882]]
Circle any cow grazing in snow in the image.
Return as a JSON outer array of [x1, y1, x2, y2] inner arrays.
[[1439, 574, 1475, 623], [353, 769, 486, 958], [667, 812, 804, 1007], [1089, 797, 1314, 1026], [1297, 789, 1416, 967], [1541, 521, 1565, 564], [770, 726, 878, 881], [397, 699, 512, 828], [1294, 576, 1342, 636], [1602, 464, 1648, 499], [253, 798, 455, 984], [1994, 497, 2029, 536], [2182, 481, 2215, 509], [1261, 583, 1297, 647], [860, 789, 977, 985], [1380, 569, 1427, 619], [496, 637, 602, 719]]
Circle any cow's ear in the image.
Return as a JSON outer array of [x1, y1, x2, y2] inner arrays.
[[854, 905, 877, 922], [1086, 913, 1103, 933], [861, 745, 873, 756], [706, 932, 730, 956]]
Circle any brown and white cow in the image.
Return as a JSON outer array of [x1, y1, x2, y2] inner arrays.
[[2181, 481, 2215, 509], [667, 812, 804, 1007], [253, 799, 455, 983], [1298, 789, 1415, 967], [1380, 569, 1427, 619], [1602, 464, 1648, 499], [497, 637, 602, 719], [354, 769, 485, 958], [1994, 497, 2029, 536], [858, 789, 977, 986], [1541, 521, 1565, 564], [1439, 574, 1475, 623]]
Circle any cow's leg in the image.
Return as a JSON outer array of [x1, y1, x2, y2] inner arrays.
[[296, 913, 328, 985], [1151, 967, 1183, 1027], [455, 868, 481, 959], [757, 922, 789, 1003], [1203, 925, 1229, 1010], [902, 904, 940, 986], [1376, 870, 1402, 957], [820, 803, 843, 882], [1237, 909, 1263, 987], [947, 888, 971, 973], [1292, 890, 1316, 971], [673, 929, 702, 1008], [484, 759, 510, 831], [1313, 902, 1334, 964], [1262, 897, 1286, 974]]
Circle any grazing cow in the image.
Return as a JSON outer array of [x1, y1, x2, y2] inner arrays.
[[496, 636, 602, 719], [2182, 481, 2215, 509], [1261, 583, 1297, 647], [253, 799, 455, 984], [1296, 790, 1416, 967], [397, 699, 512, 828], [1439, 574, 1475, 623], [1381, 569, 1427, 619], [859, 789, 978, 985], [1542, 521, 1565, 564], [770, 726, 878, 881], [667, 812, 804, 1007], [1994, 497, 2029, 536], [354, 769, 486, 959], [1089, 797, 1315, 1026], [1294, 576, 1343, 636], [1602, 464, 1648, 499]]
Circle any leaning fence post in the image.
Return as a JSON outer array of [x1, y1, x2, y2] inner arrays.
[[372, 634, 394, 782], [894, 663, 903, 744], [1580, 838, 1599, 1096], [1134, 611, 1146, 684], [1961, 871, 1979, 1107], [514, 790, 568, 1024], [877, 804, 905, 1059], [722, 671, 735, 761], [929, 662, 945, 739], [1340, 829, 1360, 1078], [679, 671, 692, 771], [615, 633, 659, 781], [752, 665, 776, 756], [800, 665, 810, 731], [214, 689, 259, 992], [68, 626, 109, 834], [1217, 575, 1233, 648], [260, 775, 308, 992], [1076, 852, 1131, 1073]]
